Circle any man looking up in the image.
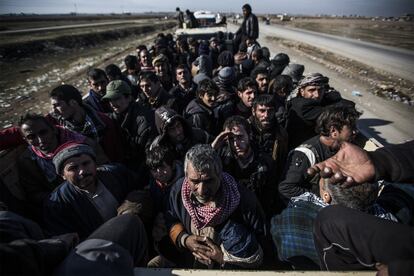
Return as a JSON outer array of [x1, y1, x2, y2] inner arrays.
[[169, 65, 197, 115], [250, 94, 289, 180], [251, 67, 269, 94], [235, 77, 257, 119]]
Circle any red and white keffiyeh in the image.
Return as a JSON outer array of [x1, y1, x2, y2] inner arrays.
[[182, 172, 240, 230]]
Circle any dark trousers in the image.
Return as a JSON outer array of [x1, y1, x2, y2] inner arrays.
[[313, 205, 414, 275], [89, 214, 148, 266]]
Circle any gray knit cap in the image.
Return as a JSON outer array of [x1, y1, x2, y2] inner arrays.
[[53, 143, 96, 174], [218, 67, 236, 85]]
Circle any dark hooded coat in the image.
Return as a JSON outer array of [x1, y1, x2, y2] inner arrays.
[[154, 106, 211, 160]]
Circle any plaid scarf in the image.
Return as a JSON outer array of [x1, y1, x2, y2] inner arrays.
[[182, 172, 240, 230], [61, 115, 98, 141], [56, 105, 105, 142]]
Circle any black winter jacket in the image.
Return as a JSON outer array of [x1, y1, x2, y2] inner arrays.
[[237, 13, 259, 40], [278, 135, 336, 202], [110, 102, 155, 170], [184, 99, 219, 136], [168, 83, 197, 115], [286, 91, 354, 149]]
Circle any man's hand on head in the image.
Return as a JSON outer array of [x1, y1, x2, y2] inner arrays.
[[307, 142, 375, 187], [211, 129, 233, 150]]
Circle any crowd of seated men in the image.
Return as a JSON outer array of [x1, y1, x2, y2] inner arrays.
[[0, 27, 413, 275]]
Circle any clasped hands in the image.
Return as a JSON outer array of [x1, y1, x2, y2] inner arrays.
[[184, 234, 224, 266]]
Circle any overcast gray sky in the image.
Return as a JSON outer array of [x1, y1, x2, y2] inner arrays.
[[1, 0, 413, 16]]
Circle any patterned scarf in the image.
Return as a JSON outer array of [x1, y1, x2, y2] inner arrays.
[[59, 114, 96, 140], [298, 73, 329, 88], [56, 105, 105, 142], [182, 172, 240, 230]]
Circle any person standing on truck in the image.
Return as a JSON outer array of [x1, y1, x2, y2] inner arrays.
[[235, 4, 259, 49], [175, 7, 184, 28], [185, 9, 199, 29]]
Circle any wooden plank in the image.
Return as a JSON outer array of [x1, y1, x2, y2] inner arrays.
[[134, 268, 375, 276]]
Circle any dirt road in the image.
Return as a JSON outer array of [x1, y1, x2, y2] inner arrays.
[[229, 23, 414, 145], [259, 23, 414, 83]]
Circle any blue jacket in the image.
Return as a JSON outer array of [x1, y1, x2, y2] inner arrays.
[[44, 164, 137, 240]]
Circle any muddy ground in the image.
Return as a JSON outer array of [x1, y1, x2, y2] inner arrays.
[[0, 14, 156, 31], [0, 19, 175, 128], [0, 17, 413, 130]]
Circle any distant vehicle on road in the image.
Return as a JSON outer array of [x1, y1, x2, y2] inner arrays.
[[175, 10, 233, 44]]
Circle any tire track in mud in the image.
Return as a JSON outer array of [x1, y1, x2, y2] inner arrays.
[[0, 23, 175, 128]]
